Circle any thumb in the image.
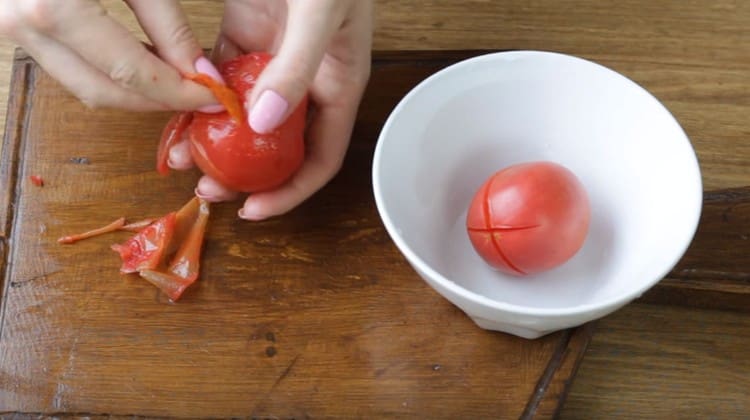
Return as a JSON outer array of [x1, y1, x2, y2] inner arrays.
[[246, 1, 348, 134]]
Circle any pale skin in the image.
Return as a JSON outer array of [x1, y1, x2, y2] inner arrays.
[[0, 0, 373, 220]]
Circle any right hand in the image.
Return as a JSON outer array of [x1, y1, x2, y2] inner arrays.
[[168, 0, 373, 221], [0, 0, 224, 112]]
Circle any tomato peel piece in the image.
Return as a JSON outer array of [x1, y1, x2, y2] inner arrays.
[[58, 217, 126, 244], [157, 112, 193, 176], [184, 73, 244, 123], [139, 269, 193, 302], [137, 199, 210, 301], [30, 175, 44, 187], [168, 199, 210, 282], [58, 196, 212, 302], [120, 218, 156, 232], [111, 212, 176, 273]]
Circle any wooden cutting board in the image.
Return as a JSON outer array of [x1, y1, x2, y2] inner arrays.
[[0, 50, 595, 418]]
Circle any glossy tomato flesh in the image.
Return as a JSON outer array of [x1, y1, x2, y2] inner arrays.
[[188, 52, 307, 193], [466, 161, 591, 276]]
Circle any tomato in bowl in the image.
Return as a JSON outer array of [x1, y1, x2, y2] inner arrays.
[[466, 161, 591, 276]]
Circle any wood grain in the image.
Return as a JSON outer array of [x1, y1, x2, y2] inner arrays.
[[561, 303, 750, 419], [642, 187, 750, 312], [523, 323, 596, 419], [0, 0, 746, 418], [0, 52, 588, 418], [2, 0, 749, 189]]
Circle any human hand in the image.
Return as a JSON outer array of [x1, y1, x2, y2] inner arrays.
[[167, 0, 373, 220], [0, 0, 223, 111]]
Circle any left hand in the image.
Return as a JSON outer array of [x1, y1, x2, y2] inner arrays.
[[167, 0, 373, 220], [0, 0, 223, 111]]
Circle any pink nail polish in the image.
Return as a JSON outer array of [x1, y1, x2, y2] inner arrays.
[[238, 202, 265, 220], [194, 56, 226, 113], [193, 56, 225, 84], [249, 90, 288, 134], [238, 208, 259, 220], [194, 188, 217, 202], [196, 103, 225, 113]]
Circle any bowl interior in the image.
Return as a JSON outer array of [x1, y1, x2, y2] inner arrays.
[[374, 51, 702, 311]]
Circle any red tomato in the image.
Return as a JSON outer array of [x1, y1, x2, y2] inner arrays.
[[466, 161, 590, 276], [188, 53, 307, 193]]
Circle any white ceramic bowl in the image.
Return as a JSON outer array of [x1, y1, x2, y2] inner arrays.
[[372, 51, 702, 339]]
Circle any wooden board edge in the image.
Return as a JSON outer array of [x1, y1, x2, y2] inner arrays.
[[0, 52, 33, 235], [639, 277, 750, 312], [13, 47, 31, 61], [0, 412, 161, 419], [520, 322, 597, 419], [371, 49, 506, 65], [0, 51, 36, 335]]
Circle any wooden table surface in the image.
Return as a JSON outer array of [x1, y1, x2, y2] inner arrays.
[[0, 1, 748, 418]]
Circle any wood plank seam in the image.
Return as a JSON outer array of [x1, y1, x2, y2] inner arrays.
[[0, 411, 180, 418], [703, 187, 750, 203], [520, 329, 575, 419], [0, 409, 311, 418], [545, 322, 597, 419], [0, 56, 35, 342]]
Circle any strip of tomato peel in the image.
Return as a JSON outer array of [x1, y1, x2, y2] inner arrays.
[[138, 269, 193, 302], [136, 199, 210, 301], [184, 73, 244, 123], [169, 199, 210, 281], [156, 112, 193, 175], [58, 217, 126, 244], [121, 218, 156, 232]]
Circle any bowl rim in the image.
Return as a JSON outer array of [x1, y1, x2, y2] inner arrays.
[[372, 49, 703, 317]]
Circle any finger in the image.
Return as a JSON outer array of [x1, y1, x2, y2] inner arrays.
[[42, 0, 216, 110], [167, 138, 194, 170], [195, 176, 239, 203], [124, 0, 201, 72], [246, 0, 349, 134], [214, 0, 283, 56], [238, 104, 357, 220], [210, 33, 243, 65], [125, 0, 225, 113], [19, 31, 164, 110]]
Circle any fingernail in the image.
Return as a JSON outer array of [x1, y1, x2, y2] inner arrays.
[[238, 202, 265, 220], [168, 143, 193, 170], [197, 103, 225, 113], [248, 90, 288, 134], [193, 56, 225, 84], [194, 56, 226, 113], [195, 188, 218, 202]]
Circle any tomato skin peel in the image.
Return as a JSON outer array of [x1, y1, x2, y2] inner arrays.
[[466, 161, 591, 276], [59, 197, 210, 302], [111, 213, 177, 274], [112, 197, 209, 301]]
